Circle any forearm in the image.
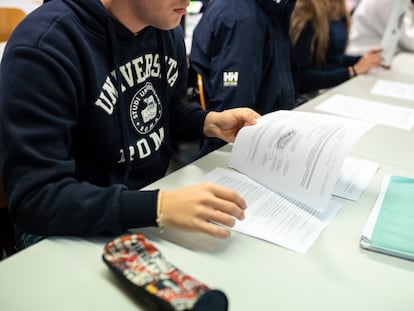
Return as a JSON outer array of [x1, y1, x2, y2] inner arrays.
[[298, 68, 350, 94], [8, 169, 159, 236]]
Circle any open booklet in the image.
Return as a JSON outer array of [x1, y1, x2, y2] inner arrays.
[[201, 110, 375, 253]]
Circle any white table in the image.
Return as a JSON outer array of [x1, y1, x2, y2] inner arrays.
[[296, 70, 414, 171], [1, 148, 414, 310], [391, 52, 414, 76], [1, 61, 414, 311]]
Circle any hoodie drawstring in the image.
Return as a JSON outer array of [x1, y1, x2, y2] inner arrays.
[[106, 19, 131, 184], [156, 30, 172, 156]]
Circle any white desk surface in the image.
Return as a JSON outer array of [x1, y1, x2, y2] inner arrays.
[[1, 56, 414, 311], [0, 148, 414, 311], [391, 52, 414, 76], [296, 69, 414, 171]]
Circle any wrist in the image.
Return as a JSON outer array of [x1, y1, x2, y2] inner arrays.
[[156, 190, 167, 233], [348, 66, 358, 78], [203, 111, 219, 138]]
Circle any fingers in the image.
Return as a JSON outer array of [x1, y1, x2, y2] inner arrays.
[[355, 53, 383, 74], [205, 183, 247, 219], [195, 201, 239, 227], [368, 51, 383, 62], [363, 55, 382, 67], [190, 184, 246, 238], [193, 217, 231, 239], [367, 47, 382, 55], [161, 183, 247, 238], [241, 108, 261, 125], [203, 108, 260, 142]]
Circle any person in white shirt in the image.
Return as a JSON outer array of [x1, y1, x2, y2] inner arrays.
[[347, 0, 414, 56]]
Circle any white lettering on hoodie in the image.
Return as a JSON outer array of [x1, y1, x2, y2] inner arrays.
[[94, 53, 177, 115]]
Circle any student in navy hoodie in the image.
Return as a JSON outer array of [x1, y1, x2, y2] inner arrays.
[[190, 0, 298, 155], [0, 0, 260, 249]]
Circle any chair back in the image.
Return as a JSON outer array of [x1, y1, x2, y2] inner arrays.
[[0, 8, 26, 42], [197, 73, 206, 110]]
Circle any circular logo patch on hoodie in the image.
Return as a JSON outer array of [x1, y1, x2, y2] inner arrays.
[[130, 82, 163, 134]]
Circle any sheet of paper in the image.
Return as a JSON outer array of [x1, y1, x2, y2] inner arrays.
[[315, 94, 414, 130], [380, 0, 411, 66], [228, 110, 374, 212], [333, 157, 380, 201], [371, 79, 414, 102], [201, 167, 342, 254]]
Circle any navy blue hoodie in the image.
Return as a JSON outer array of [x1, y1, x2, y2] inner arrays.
[[0, 0, 208, 236], [190, 0, 297, 114]]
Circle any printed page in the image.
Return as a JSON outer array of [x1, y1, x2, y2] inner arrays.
[[371, 79, 414, 102], [333, 157, 379, 201], [315, 94, 414, 130], [201, 167, 342, 254], [228, 110, 374, 212]]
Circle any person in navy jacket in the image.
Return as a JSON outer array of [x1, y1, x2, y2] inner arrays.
[[0, 0, 260, 249], [190, 0, 298, 155]]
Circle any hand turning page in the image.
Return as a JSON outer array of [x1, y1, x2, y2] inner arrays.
[[202, 110, 375, 253]]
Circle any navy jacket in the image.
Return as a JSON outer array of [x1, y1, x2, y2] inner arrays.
[[190, 0, 297, 114], [0, 0, 207, 236], [293, 19, 361, 94]]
